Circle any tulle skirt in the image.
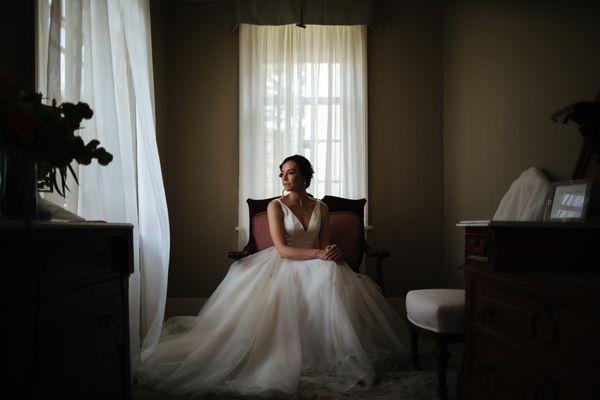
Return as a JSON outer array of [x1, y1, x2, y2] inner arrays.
[[135, 247, 408, 398]]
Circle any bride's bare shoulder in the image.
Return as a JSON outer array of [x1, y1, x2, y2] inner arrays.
[[319, 200, 329, 214], [268, 198, 283, 212]]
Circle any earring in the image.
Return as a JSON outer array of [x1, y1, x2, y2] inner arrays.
[[304, 180, 307, 187]]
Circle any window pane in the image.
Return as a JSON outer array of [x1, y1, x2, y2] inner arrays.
[[317, 63, 329, 97], [303, 64, 312, 97], [60, 52, 65, 95], [317, 105, 328, 141], [332, 105, 341, 141], [317, 141, 327, 181], [332, 141, 340, 181], [332, 63, 341, 98], [303, 105, 312, 141], [317, 181, 325, 197], [332, 181, 340, 195]]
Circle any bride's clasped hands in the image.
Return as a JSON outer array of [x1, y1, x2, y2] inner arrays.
[[320, 243, 343, 262]]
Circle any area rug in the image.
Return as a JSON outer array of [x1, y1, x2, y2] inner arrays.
[[133, 368, 458, 400]]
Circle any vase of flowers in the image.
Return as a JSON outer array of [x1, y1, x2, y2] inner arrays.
[[0, 149, 39, 218], [0, 75, 113, 219]]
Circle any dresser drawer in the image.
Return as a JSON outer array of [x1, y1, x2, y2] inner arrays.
[[470, 278, 599, 379], [38, 234, 123, 293], [1, 221, 133, 399], [469, 332, 578, 400], [37, 279, 125, 384], [93, 278, 125, 362], [44, 351, 125, 399], [471, 279, 541, 344], [465, 228, 490, 264], [469, 332, 536, 400]]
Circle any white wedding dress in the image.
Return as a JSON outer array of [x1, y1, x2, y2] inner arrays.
[[135, 198, 408, 398]]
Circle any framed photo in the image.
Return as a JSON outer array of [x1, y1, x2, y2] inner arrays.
[[543, 179, 593, 222]]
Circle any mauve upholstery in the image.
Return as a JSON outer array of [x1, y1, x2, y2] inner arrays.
[[252, 210, 363, 272], [253, 212, 273, 251], [328, 212, 363, 272]]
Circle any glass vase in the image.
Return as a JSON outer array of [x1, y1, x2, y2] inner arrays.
[[0, 149, 39, 219]]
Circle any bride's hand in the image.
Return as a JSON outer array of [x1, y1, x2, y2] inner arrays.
[[323, 244, 343, 262]]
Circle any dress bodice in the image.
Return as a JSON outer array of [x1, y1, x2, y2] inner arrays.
[[276, 198, 321, 249]]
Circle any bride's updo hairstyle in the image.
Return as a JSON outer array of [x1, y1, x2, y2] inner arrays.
[[279, 155, 314, 188]]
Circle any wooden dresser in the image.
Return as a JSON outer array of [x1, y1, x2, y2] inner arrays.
[[0, 220, 134, 399], [458, 222, 600, 400]]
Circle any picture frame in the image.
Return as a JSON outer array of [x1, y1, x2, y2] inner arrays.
[[543, 178, 593, 222]]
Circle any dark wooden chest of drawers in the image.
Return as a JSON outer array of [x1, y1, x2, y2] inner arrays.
[[459, 223, 600, 400], [0, 220, 134, 399]]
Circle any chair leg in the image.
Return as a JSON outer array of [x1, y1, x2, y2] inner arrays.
[[437, 337, 450, 400], [409, 328, 421, 370], [376, 255, 385, 296]]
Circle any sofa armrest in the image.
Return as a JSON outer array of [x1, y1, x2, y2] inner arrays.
[[364, 241, 390, 295]]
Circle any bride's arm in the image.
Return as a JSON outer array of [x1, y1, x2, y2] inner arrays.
[[267, 200, 330, 260], [318, 202, 331, 249]]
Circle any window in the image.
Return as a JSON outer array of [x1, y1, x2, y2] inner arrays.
[[38, 0, 85, 210], [265, 62, 344, 195], [238, 24, 367, 247]]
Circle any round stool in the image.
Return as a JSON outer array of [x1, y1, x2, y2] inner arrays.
[[405, 289, 465, 400]]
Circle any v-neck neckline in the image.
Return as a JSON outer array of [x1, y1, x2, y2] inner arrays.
[[279, 198, 318, 233]]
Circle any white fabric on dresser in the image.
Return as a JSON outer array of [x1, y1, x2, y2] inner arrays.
[[405, 289, 465, 333], [493, 166, 551, 221]]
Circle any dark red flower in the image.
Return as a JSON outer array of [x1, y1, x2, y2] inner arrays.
[[4, 108, 38, 142]]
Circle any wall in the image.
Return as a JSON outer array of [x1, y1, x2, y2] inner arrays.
[[150, 0, 168, 175], [152, 0, 445, 304], [153, 0, 240, 300], [443, 0, 600, 287], [368, 1, 444, 294]]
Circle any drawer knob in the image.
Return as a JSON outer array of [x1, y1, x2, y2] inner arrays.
[[98, 313, 116, 331], [482, 307, 497, 325], [484, 363, 497, 374], [483, 362, 498, 389], [468, 236, 487, 250], [530, 305, 558, 345], [93, 253, 109, 269]]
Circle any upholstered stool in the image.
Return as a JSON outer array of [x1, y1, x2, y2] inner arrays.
[[405, 289, 465, 400]]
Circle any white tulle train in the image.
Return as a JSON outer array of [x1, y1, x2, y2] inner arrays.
[[135, 199, 408, 397]]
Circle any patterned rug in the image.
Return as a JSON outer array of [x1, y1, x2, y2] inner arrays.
[[134, 368, 458, 400], [133, 341, 461, 400], [296, 369, 457, 400]]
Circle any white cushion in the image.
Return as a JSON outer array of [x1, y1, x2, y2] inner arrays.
[[406, 289, 465, 333]]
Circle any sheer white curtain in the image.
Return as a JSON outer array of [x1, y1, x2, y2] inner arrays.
[[238, 24, 368, 248], [37, 0, 170, 368]]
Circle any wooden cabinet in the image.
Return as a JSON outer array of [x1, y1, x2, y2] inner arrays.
[[1, 220, 133, 399], [459, 223, 600, 400]]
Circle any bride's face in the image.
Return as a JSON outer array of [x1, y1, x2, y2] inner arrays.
[[279, 161, 304, 192]]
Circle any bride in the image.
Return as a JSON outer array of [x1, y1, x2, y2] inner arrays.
[[135, 155, 409, 397]]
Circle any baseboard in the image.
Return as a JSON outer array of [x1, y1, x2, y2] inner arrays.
[[165, 297, 406, 320], [164, 297, 208, 319], [386, 297, 406, 317]]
